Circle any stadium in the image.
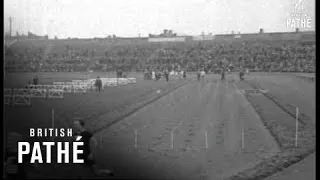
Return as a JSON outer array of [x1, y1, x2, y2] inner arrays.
[[4, 1, 315, 179]]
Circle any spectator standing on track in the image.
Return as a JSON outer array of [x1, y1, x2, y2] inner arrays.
[[95, 76, 102, 93], [164, 69, 169, 82], [33, 76, 38, 85], [25, 80, 32, 89], [155, 71, 160, 81], [144, 69, 148, 80], [197, 70, 201, 81], [221, 68, 225, 80], [152, 70, 156, 80], [200, 69, 205, 80], [72, 120, 114, 177], [183, 70, 186, 79], [239, 69, 244, 81]]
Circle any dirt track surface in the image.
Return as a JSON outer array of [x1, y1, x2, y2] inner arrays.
[[4, 72, 315, 179], [93, 75, 280, 180]]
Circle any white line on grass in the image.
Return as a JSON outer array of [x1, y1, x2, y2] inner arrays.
[[134, 129, 138, 148], [295, 107, 299, 147], [233, 82, 246, 149], [205, 130, 208, 150], [171, 130, 174, 149]]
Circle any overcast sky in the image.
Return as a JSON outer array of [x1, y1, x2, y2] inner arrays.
[[4, 0, 315, 38]]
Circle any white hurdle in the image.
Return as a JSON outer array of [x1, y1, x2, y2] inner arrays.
[[4, 88, 13, 105], [12, 88, 31, 106], [48, 89, 64, 99], [27, 85, 47, 98], [73, 84, 87, 94], [127, 78, 137, 84], [62, 85, 73, 93], [49, 77, 137, 96]]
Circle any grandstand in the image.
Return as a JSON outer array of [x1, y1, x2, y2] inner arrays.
[[4, 29, 315, 73]]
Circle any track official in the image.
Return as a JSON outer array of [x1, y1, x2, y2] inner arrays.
[[95, 76, 102, 92], [73, 120, 114, 177]]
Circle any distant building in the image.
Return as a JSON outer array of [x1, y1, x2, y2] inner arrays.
[[149, 29, 177, 37]]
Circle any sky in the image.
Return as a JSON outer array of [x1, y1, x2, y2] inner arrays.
[[4, 0, 315, 39]]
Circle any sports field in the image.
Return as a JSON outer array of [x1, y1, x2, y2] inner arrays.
[[4, 72, 315, 179]]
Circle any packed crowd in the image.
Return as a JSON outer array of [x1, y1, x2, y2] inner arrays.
[[5, 40, 315, 73], [96, 41, 316, 73], [5, 47, 93, 72]]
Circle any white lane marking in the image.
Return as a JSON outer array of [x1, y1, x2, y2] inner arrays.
[[205, 130, 208, 150], [134, 129, 138, 148], [241, 129, 245, 149], [233, 83, 242, 94], [171, 130, 174, 149], [204, 81, 219, 139]]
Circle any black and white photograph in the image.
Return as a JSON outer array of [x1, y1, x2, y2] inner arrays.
[[4, 0, 315, 179]]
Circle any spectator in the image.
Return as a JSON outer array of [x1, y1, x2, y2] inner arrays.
[[33, 76, 38, 85], [95, 76, 102, 93]]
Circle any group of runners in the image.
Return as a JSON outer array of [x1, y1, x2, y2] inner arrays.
[[197, 68, 246, 81]]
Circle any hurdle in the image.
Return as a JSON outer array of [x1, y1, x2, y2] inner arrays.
[[65, 82, 74, 86], [116, 78, 127, 85], [43, 85, 54, 90], [4, 88, 13, 105], [72, 85, 87, 94], [48, 89, 64, 99], [127, 78, 137, 84], [53, 82, 65, 86], [27, 84, 43, 89], [27, 85, 46, 98], [87, 84, 95, 91], [12, 88, 31, 106], [29, 88, 47, 98], [103, 79, 118, 87], [62, 85, 73, 93]]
